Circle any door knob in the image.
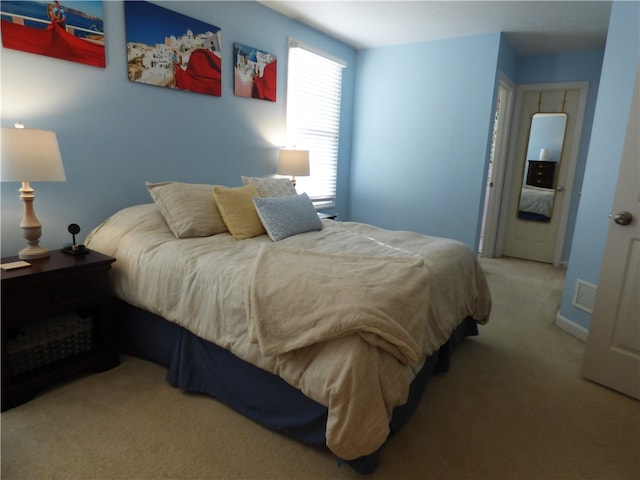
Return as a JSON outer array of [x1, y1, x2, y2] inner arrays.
[[613, 211, 633, 226]]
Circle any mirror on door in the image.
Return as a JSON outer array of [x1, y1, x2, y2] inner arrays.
[[517, 113, 567, 222]]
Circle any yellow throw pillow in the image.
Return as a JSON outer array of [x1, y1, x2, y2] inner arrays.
[[213, 184, 266, 240]]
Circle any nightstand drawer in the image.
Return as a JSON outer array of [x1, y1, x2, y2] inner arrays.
[[3, 276, 104, 319], [526, 160, 556, 189]]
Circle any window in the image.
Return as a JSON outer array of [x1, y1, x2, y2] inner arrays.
[[286, 38, 346, 208]]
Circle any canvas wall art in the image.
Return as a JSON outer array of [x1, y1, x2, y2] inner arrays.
[[0, 1, 105, 68], [125, 1, 222, 97], [234, 43, 277, 102]]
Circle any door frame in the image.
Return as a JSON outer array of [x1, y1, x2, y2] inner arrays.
[[495, 81, 589, 267], [480, 73, 515, 258]]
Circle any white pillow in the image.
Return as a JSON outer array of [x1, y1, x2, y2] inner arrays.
[[241, 176, 297, 197], [253, 193, 323, 241], [146, 181, 227, 238]]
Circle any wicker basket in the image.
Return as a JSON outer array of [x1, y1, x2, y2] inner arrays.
[[7, 313, 94, 376]]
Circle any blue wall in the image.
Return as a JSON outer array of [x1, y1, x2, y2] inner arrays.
[[497, 34, 518, 82], [0, 1, 356, 256], [347, 31, 604, 260], [558, 1, 640, 330], [349, 33, 502, 249]]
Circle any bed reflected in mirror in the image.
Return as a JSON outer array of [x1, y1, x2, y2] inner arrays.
[[517, 113, 567, 222]]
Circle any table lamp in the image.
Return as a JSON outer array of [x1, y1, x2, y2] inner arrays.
[[277, 149, 310, 188], [1, 127, 66, 260]]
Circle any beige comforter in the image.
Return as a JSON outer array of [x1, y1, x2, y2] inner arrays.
[[86, 204, 491, 460], [246, 246, 429, 365]]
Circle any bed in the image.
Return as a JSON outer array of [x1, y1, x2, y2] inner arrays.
[[85, 180, 491, 473], [518, 185, 555, 221]]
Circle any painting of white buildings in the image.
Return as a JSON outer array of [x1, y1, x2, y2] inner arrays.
[[125, 1, 222, 96]]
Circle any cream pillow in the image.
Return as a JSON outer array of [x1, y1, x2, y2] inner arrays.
[[241, 176, 297, 197], [213, 184, 266, 240], [146, 181, 227, 238]]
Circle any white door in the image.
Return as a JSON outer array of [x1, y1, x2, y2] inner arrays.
[[500, 83, 587, 266], [582, 68, 640, 400]]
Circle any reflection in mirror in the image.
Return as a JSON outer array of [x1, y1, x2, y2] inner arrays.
[[517, 113, 567, 222]]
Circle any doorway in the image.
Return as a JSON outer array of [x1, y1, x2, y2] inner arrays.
[[479, 74, 514, 257], [496, 82, 589, 267]]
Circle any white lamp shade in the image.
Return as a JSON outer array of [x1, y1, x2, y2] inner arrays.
[[1, 128, 66, 182], [277, 149, 310, 176]]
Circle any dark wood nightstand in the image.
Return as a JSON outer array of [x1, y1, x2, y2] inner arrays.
[[526, 160, 556, 189], [1, 250, 119, 410]]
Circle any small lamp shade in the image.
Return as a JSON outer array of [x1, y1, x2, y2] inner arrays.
[[277, 149, 310, 177], [1, 128, 66, 182]]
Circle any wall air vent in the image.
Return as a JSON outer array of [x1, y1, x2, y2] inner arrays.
[[572, 279, 597, 314]]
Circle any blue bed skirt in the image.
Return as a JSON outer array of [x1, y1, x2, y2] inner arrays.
[[518, 210, 551, 222], [112, 299, 478, 474]]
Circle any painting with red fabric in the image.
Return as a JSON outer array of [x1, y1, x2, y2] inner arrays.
[[124, 1, 222, 97], [234, 42, 277, 102], [0, 1, 105, 68]]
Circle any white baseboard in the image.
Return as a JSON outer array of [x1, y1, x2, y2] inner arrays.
[[555, 313, 589, 342]]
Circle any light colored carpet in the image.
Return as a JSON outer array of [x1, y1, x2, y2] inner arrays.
[[2, 257, 638, 479]]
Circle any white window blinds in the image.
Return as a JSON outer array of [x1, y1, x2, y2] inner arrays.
[[286, 38, 346, 208]]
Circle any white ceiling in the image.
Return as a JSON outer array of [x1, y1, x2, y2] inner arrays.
[[259, 1, 612, 56]]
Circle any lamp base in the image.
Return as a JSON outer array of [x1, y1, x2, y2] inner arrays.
[[19, 245, 49, 260], [17, 183, 49, 260]]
